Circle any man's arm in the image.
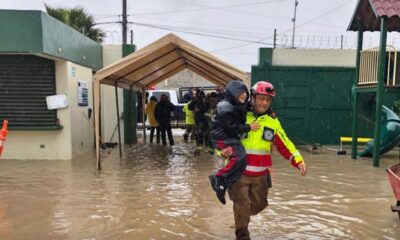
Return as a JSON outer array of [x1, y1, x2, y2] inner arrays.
[[188, 100, 196, 111], [168, 102, 176, 111], [273, 119, 307, 176], [154, 105, 160, 122]]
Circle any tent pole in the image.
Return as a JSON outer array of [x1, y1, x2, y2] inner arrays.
[[129, 85, 133, 147], [115, 84, 123, 160], [94, 81, 101, 170], [142, 87, 147, 143]]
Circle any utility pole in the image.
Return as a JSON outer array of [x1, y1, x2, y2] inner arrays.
[[122, 0, 127, 44], [273, 28, 277, 49], [130, 30, 133, 45], [291, 0, 299, 48]]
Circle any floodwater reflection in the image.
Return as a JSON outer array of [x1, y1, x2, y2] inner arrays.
[[0, 137, 399, 239]]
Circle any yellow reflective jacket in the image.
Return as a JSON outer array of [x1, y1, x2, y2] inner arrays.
[[183, 103, 195, 125], [145, 100, 159, 127], [241, 111, 304, 176]]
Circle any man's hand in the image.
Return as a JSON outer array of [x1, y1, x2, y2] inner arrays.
[[249, 121, 260, 131], [298, 162, 307, 176], [221, 146, 233, 158]]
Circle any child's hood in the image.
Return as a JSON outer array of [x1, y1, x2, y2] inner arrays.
[[224, 80, 249, 104]]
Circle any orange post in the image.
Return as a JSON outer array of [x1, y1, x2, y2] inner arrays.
[[0, 120, 9, 158]]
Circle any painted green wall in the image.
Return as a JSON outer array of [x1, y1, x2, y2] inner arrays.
[[0, 10, 43, 53], [251, 48, 400, 145], [0, 10, 102, 70], [41, 12, 102, 70], [122, 44, 137, 144]]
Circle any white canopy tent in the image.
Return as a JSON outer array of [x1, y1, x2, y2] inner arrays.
[[93, 33, 249, 169]]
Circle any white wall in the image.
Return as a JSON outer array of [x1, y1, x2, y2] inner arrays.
[[272, 49, 356, 67], [101, 45, 124, 143], [67, 62, 94, 158]]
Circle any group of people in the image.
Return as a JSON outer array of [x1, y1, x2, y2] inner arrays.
[[145, 81, 307, 240], [145, 94, 175, 146], [185, 88, 221, 155]]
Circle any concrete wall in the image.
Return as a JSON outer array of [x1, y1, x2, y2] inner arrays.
[[154, 68, 251, 90], [155, 69, 215, 90], [67, 62, 94, 158], [2, 59, 94, 160], [272, 49, 356, 67], [101, 45, 124, 143]]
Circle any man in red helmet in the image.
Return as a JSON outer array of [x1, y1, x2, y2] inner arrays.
[[221, 81, 307, 240]]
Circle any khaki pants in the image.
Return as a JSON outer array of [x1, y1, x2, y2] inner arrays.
[[228, 174, 270, 234]]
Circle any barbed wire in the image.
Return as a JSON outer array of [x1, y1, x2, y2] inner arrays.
[[102, 31, 122, 44], [278, 34, 400, 50], [101, 30, 400, 52]]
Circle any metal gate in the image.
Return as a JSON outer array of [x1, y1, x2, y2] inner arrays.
[[252, 66, 358, 144], [0, 55, 56, 128]]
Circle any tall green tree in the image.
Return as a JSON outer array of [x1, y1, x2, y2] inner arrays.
[[45, 4, 105, 43]]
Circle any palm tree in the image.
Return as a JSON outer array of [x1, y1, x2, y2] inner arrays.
[[45, 4, 105, 43]]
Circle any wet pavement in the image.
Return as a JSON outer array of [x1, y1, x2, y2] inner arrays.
[[0, 132, 400, 239]]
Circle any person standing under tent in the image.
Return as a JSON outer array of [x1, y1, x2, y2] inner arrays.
[[154, 94, 175, 146], [145, 96, 160, 144], [183, 101, 195, 141]]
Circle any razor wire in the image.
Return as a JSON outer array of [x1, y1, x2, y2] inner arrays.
[[277, 34, 400, 50]]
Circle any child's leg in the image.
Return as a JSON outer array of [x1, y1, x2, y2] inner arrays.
[[215, 140, 246, 188]]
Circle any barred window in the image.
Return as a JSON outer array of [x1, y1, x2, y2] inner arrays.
[[0, 55, 57, 128]]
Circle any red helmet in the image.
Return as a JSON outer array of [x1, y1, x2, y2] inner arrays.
[[251, 81, 275, 97]]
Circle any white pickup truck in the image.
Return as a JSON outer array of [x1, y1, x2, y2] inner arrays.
[[145, 89, 186, 128], [140, 87, 219, 128]]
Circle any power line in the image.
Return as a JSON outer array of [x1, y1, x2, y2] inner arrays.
[[211, 0, 354, 52], [161, 0, 290, 19], [134, 0, 284, 16], [294, 0, 353, 30], [136, 15, 279, 33], [97, 19, 272, 39], [132, 22, 278, 46], [133, 21, 270, 39]]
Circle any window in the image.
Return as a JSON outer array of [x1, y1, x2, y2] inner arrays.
[[151, 91, 171, 101], [0, 55, 57, 128]]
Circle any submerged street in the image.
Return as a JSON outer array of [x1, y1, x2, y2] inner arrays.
[[0, 134, 399, 240]]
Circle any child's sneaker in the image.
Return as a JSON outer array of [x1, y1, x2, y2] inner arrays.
[[208, 174, 226, 204]]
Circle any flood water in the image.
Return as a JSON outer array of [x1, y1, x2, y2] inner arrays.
[[0, 132, 400, 240]]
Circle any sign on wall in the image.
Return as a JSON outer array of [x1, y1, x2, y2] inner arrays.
[[71, 66, 76, 77], [46, 94, 69, 110], [78, 80, 88, 107]]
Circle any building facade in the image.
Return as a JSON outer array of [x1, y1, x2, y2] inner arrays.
[[0, 10, 120, 160]]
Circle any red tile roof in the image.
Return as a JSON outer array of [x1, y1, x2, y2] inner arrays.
[[370, 0, 400, 17], [348, 0, 400, 31]]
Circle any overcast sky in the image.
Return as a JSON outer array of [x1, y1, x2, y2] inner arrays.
[[3, 0, 400, 71]]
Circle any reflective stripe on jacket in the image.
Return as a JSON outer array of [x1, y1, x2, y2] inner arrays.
[[241, 111, 303, 176], [183, 103, 195, 125]]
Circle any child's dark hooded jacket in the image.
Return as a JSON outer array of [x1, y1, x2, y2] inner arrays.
[[210, 80, 250, 140]]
